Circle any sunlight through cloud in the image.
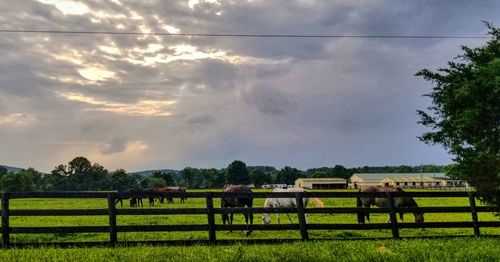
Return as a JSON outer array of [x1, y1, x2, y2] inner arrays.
[[57, 92, 177, 117], [37, 0, 89, 15], [78, 67, 116, 82]]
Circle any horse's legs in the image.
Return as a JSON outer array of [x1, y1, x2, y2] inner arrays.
[[357, 197, 367, 224], [229, 212, 234, 231], [286, 213, 294, 224], [243, 210, 249, 225], [277, 213, 281, 224]]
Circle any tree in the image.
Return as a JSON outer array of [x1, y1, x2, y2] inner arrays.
[[151, 171, 176, 186], [181, 167, 195, 188], [416, 23, 500, 205], [140, 177, 166, 189], [250, 169, 272, 187], [275, 166, 302, 185], [0, 166, 7, 176], [0, 170, 36, 192], [67, 156, 92, 190], [225, 160, 251, 185], [200, 168, 223, 188], [110, 169, 138, 190]]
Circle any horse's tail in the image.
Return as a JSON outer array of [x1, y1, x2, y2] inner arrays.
[[308, 198, 325, 208], [357, 197, 365, 224]]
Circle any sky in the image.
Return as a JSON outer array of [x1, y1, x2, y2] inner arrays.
[[0, 0, 499, 173]]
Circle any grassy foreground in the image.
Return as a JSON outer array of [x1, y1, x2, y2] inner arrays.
[[0, 238, 499, 261]]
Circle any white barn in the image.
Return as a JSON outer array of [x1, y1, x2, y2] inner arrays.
[[349, 173, 447, 189]]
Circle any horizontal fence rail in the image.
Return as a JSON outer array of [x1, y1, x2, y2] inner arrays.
[[0, 191, 499, 247]]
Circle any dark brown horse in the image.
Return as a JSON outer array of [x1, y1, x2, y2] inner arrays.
[[154, 187, 187, 204], [221, 184, 253, 236], [115, 188, 143, 208], [357, 186, 424, 224]]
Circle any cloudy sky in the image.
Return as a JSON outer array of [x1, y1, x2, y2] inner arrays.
[[0, 0, 498, 172]]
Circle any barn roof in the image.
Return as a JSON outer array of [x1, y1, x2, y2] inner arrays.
[[295, 178, 347, 183], [380, 176, 443, 182], [351, 173, 445, 181]]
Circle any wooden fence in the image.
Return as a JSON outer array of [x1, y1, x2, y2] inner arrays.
[[1, 191, 499, 247]]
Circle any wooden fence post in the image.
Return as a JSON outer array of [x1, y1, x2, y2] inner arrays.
[[386, 192, 400, 239], [205, 192, 216, 242], [1, 193, 10, 248], [468, 193, 480, 237], [295, 192, 309, 240], [107, 193, 118, 246]]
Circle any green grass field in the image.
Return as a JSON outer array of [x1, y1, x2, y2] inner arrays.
[[1, 190, 499, 261], [0, 238, 499, 261]]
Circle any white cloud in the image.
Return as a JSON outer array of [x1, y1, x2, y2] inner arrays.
[[37, 0, 89, 15], [57, 92, 177, 117], [188, 0, 220, 9], [163, 25, 181, 34], [0, 113, 38, 126], [78, 67, 117, 82]]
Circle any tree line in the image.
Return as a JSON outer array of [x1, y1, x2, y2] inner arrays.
[[0, 157, 445, 192]]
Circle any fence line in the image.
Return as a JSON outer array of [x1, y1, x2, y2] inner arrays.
[[0, 191, 499, 248]]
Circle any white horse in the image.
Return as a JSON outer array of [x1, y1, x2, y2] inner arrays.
[[262, 187, 324, 224]]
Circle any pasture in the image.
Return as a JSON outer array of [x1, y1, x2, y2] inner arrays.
[[2, 189, 499, 244], [0, 238, 499, 261]]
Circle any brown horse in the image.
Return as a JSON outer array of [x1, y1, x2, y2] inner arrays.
[[357, 186, 424, 224], [154, 187, 187, 204], [221, 184, 253, 236], [115, 188, 143, 208]]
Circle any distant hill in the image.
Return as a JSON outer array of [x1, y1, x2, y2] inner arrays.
[[0, 165, 24, 174], [129, 169, 181, 177]]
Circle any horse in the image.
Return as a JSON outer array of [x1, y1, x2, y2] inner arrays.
[[356, 186, 424, 224], [143, 188, 156, 206], [262, 187, 324, 224], [154, 187, 186, 204], [115, 188, 143, 208], [221, 184, 253, 236]]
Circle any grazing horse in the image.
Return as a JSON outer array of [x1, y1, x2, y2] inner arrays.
[[143, 188, 156, 206], [154, 187, 186, 204], [115, 189, 143, 208], [357, 186, 424, 224], [221, 184, 253, 236], [262, 187, 324, 224]]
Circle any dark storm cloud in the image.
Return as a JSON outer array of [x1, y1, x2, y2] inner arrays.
[[242, 85, 298, 115], [184, 113, 216, 125], [101, 136, 128, 154]]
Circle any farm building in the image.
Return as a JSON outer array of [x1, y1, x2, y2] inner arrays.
[[295, 178, 347, 189], [349, 173, 447, 189], [380, 176, 445, 188]]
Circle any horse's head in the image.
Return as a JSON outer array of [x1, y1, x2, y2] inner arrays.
[[415, 212, 424, 223], [262, 213, 271, 224]]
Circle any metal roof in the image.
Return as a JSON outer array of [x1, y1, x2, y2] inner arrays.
[[295, 178, 347, 182], [381, 177, 443, 182], [351, 173, 445, 181]]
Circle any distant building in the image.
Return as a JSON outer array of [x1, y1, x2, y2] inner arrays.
[[380, 176, 445, 188], [349, 173, 447, 189], [295, 178, 347, 189]]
